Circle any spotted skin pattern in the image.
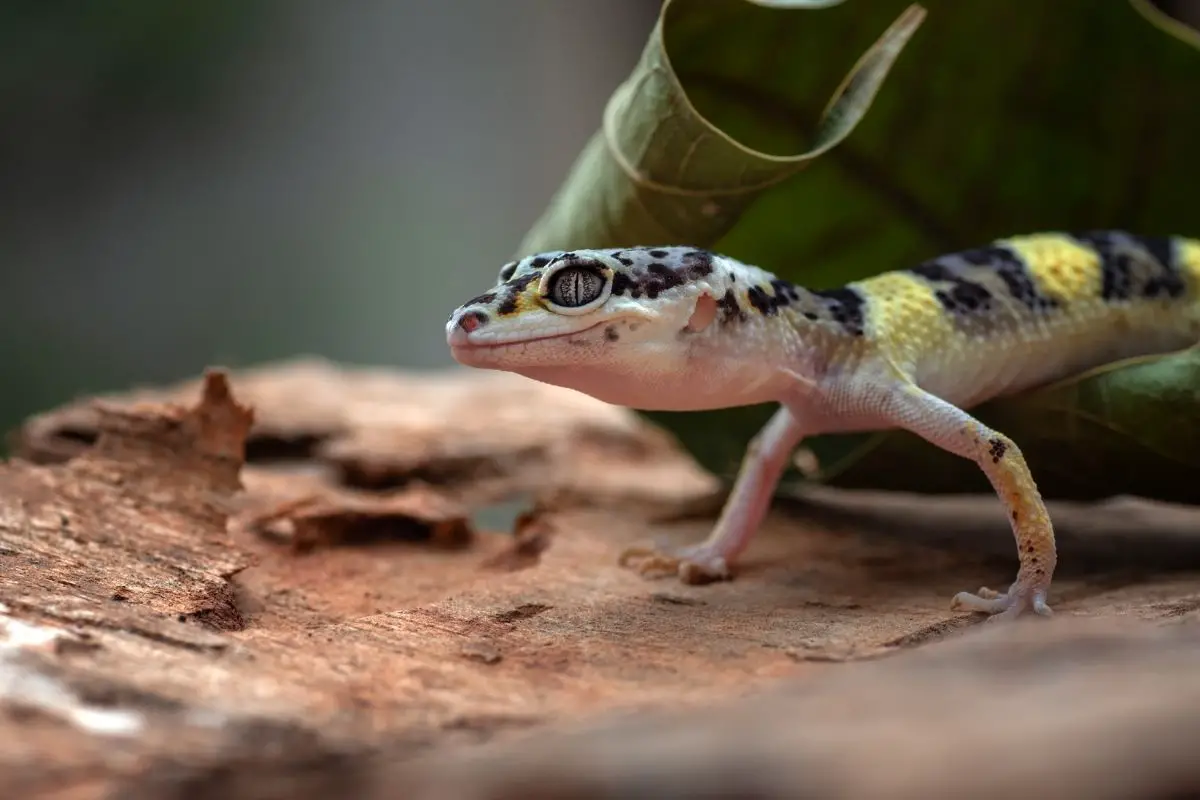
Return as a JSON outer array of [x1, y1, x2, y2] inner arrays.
[[446, 231, 1200, 620]]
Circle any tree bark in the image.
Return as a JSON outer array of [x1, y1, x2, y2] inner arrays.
[[3, 359, 1199, 798]]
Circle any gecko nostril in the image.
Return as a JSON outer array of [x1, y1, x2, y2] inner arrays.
[[458, 310, 488, 333]]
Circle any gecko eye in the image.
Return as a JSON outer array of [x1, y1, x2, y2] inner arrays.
[[546, 265, 608, 309]]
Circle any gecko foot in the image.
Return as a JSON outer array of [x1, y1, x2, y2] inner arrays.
[[951, 581, 1053, 620], [617, 542, 732, 585]]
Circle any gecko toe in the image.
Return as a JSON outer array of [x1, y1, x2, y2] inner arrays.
[[618, 543, 731, 584], [677, 549, 730, 585], [950, 582, 1053, 620], [616, 545, 679, 578]]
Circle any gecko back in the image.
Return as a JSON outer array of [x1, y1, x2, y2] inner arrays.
[[849, 231, 1200, 407]]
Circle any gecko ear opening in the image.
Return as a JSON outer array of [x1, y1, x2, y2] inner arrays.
[[684, 292, 718, 333]]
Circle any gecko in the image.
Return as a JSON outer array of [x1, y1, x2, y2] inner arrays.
[[445, 231, 1200, 619]]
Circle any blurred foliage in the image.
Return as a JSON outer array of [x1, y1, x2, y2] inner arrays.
[[517, 0, 1200, 503]]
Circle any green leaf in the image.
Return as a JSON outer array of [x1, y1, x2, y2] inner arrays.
[[517, 0, 1200, 503], [517, 0, 926, 254]]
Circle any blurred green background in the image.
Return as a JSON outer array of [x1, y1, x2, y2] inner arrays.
[[0, 0, 1196, 457]]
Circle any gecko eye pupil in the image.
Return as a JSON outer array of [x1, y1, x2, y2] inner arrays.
[[548, 266, 605, 308]]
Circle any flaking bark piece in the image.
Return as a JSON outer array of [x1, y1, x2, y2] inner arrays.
[[11, 359, 357, 464], [236, 479, 474, 553], [0, 369, 254, 632], [79, 369, 254, 517], [11, 358, 716, 514]]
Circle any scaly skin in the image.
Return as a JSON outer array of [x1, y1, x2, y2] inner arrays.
[[446, 232, 1200, 619]]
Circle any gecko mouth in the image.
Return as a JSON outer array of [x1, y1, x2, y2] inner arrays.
[[449, 320, 608, 352]]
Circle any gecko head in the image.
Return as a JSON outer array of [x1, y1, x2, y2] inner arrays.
[[445, 247, 725, 401]]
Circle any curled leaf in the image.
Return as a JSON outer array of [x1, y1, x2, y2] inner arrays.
[[517, 0, 925, 254]]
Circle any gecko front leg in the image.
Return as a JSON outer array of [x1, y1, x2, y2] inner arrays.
[[619, 376, 809, 584]]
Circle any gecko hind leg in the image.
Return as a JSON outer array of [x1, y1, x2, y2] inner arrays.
[[618, 405, 804, 585], [880, 382, 1056, 620]]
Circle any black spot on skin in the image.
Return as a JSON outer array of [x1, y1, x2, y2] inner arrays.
[[1133, 235, 1177, 280], [910, 260, 995, 315], [770, 278, 800, 303], [611, 272, 633, 297], [987, 437, 1007, 464], [464, 292, 497, 307], [961, 246, 1058, 311], [646, 262, 679, 279], [1143, 273, 1185, 298], [717, 289, 744, 323], [811, 286, 866, 336], [912, 246, 1061, 317], [608, 257, 694, 301], [746, 285, 776, 315], [644, 262, 685, 300], [498, 263, 518, 281], [648, 249, 670, 258], [681, 249, 714, 279], [617, 256, 634, 267], [1073, 231, 1185, 302], [496, 272, 540, 316], [529, 256, 551, 269], [495, 295, 518, 316], [740, 279, 801, 317], [604, 325, 620, 342]]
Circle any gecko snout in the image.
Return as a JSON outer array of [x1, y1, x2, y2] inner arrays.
[[446, 308, 489, 346]]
